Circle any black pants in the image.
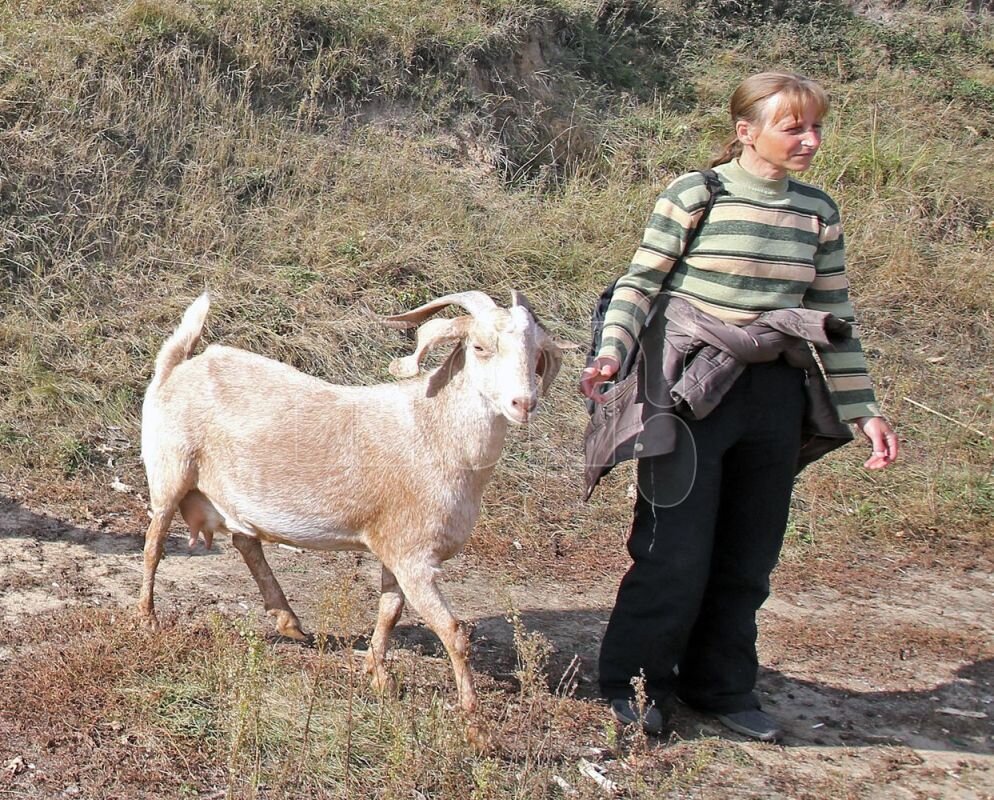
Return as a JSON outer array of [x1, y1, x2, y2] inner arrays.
[[598, 360, 805, 713]]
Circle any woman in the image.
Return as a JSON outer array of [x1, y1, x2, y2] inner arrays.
[[579, 72, 898, 741]]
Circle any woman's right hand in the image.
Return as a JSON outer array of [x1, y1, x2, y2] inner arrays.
[[579, 355, 621, 403]]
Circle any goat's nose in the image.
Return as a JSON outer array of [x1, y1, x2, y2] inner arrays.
[[511, 395, 537, 414]]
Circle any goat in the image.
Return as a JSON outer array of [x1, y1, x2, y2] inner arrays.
[[138, 290, 562, 735]]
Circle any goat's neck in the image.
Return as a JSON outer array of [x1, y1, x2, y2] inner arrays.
[[414, 370, 509, 476]]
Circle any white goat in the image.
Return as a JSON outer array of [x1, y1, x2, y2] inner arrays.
[[138, 290, 561, 731]]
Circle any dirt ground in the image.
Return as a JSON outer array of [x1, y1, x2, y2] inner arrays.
[[0, 482, 991, 799]]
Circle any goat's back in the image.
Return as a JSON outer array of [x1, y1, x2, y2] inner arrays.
[[142, 345, 439, 547]]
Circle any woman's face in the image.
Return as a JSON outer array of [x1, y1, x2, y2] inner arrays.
[[737, 99, 823, 179]]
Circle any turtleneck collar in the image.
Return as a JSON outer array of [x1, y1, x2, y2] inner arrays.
[[719, 158, 790, 198]]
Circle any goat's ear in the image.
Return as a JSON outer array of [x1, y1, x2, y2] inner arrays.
[[389, 317, 471, 378], [535, 332, 563, 396]]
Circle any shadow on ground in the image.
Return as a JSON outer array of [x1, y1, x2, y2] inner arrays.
[[0, 494, 167, 556], [387, 608, 993, 756]]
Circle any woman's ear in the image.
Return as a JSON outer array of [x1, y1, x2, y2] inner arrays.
[[736, 118, 754, 146]]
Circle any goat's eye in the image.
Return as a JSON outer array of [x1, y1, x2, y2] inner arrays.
[[472, 343, 491, 357]]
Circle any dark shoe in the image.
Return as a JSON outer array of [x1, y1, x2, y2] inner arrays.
[[715, 709, 784, 742], [609, 698, 667, 736]]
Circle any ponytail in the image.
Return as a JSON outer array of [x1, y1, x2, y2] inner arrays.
[[710, 134, 742, 168]]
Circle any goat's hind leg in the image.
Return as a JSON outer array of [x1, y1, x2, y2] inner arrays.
[[138, 506, 177, 632], [365, 565, 406, 696], [138, 474, 191, 631], [231, 532, 308, 641]]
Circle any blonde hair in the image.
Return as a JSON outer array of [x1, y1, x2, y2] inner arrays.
[[711, 72, 830, 167]]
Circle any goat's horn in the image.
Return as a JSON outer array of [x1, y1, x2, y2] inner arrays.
[[382, 291, 498, 329], [511, 289, 552, 332], [510, 290, 534, 315]]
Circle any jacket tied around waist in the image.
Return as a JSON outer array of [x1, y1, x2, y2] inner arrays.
[[583, 294, 854, 500]]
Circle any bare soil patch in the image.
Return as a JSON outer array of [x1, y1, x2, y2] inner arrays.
[[1, 485, 991, 798]]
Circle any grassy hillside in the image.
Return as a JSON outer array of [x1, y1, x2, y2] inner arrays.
[[0, 1, 992, 794], [2, 0, 991, 559]]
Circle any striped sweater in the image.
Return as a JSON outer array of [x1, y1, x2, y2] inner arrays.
[[600, 159, 880, 422]]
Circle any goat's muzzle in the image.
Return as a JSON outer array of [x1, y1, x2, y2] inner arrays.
[[505, 394, 538, 424]]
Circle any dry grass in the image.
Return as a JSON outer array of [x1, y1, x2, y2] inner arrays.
[[0, 605, 753, 799], [0, 1, 992, 795], [1, 0, 991, 588]]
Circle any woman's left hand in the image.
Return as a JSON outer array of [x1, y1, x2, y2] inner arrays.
[[854, 416, 899, 469]]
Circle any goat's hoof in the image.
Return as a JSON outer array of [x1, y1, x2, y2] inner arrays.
[[465, 721, 493, 754], [137, 611, 161, 634], [269, 609, 308, 641], [365, 652, 400, 697], [368, 671, 399, 698]]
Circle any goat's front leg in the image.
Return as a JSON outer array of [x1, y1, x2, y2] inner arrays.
[[392, 561, 476, 713], [231, 533, 308, 641], [365, 565, 406, 695], [138, 507, 177, 631]]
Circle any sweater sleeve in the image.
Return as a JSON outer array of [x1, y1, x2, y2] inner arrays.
[[803, 203, 882, 421], [599, 173, 711, 366]]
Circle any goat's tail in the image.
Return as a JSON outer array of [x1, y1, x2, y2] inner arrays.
[[152, 293, 210, 387]]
